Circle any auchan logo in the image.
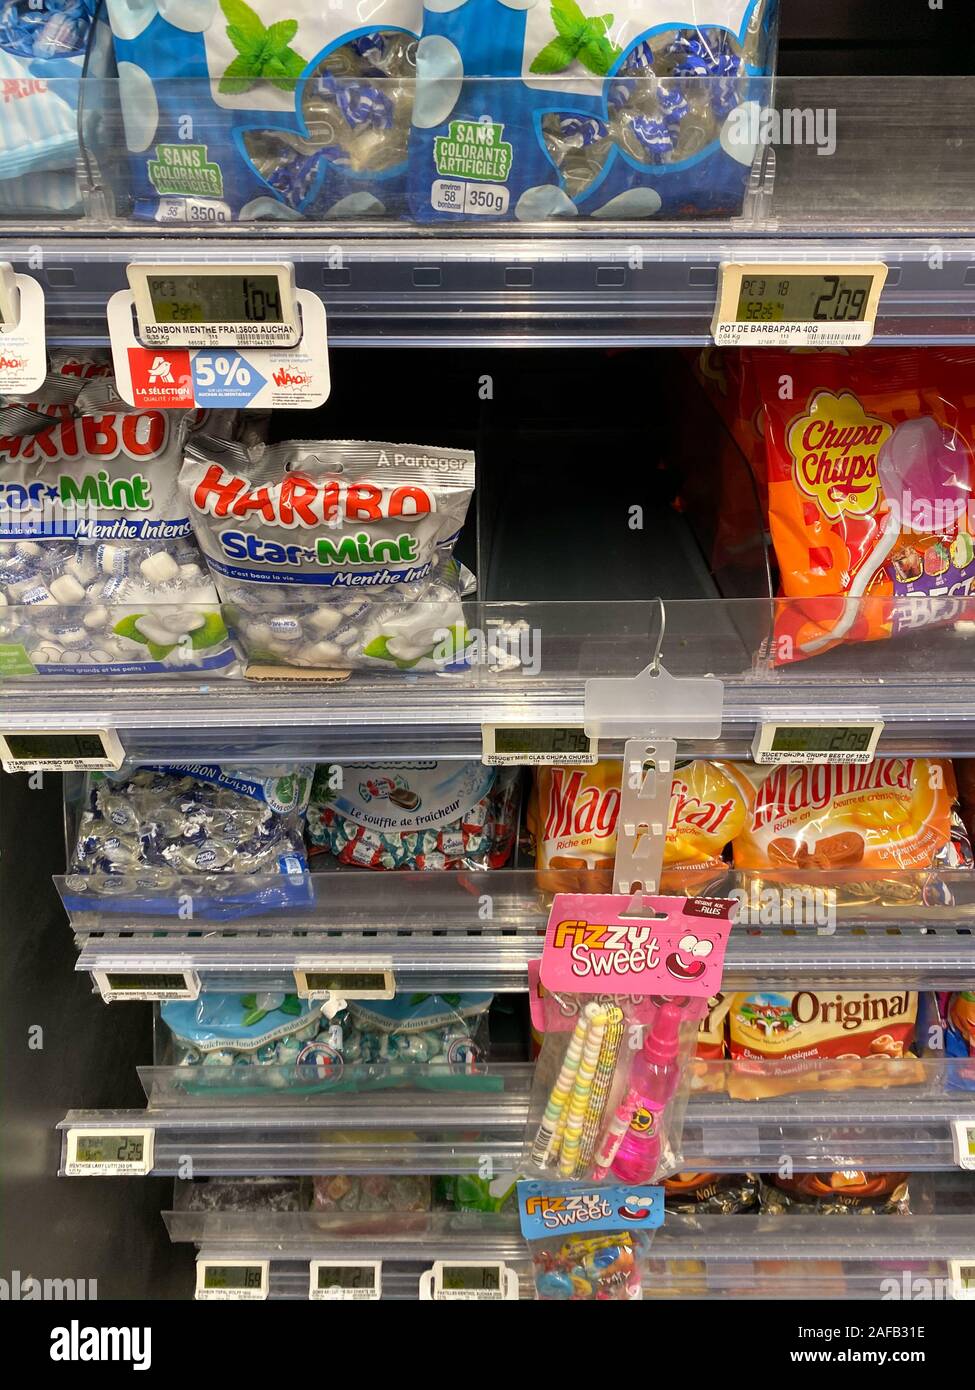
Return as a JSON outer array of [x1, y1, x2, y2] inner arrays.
[[788, 389, 890, 520]]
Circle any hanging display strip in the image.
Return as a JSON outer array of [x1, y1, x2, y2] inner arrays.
[[712, 262, 888, 347]]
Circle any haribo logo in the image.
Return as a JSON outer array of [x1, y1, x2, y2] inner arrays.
[[0, 412, 170, 466], [192, 463, 436, 528], [788, 389, 890, 520]]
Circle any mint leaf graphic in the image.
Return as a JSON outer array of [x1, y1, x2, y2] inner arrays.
[[219, 53, 256, 95], [219, 0, 306, 95], [221, 0, 265, 42], [551, 0, 588, 40], [265, 19, 299, 48], [578, 33, 620, 75], [530, 35, 579, 74]]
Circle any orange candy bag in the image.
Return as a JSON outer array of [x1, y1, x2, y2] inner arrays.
[[751, 348, 975, 663]]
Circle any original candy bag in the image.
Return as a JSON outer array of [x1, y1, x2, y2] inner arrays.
[[105, 0, 421, 222], [409, 0, 778, 223], [0, 1, 96, 181], [307, 760, 520, 870], [0, 396, 239, 678], [179, 436, 476, 671], [63, 763, 313, 916]]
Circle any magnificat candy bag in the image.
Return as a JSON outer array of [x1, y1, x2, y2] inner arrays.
[[409, 0, 778, 223], [0, 398, 238, 678], [0, 1, 96, 182], [179, 436, 475, 671], [752, 348, 975, 663], [105, 0, 421, 222]]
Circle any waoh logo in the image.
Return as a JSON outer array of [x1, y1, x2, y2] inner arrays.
[[0, 411, 169, 465], [127, 347, 193, 407], [272, 367, 311, 387], [0, 354, 25, 372]]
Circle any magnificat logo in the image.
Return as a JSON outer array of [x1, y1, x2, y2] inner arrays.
[[788, 389, 890, 520], [542, 769, 620, 842], [751, 759, 914, 830], [192, 463, 436, 528]]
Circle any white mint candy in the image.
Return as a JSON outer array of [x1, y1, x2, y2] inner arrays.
[[307, 607, 342, 635], [97, 545, 128, 576], [299, 641, 343, 666], [55, 626, 88, 647], [134, 615, 175, 645], [178, 563, 203, 581], [269, 617, 302, 642], [89, 649, 114, 664], [140, 552, 180, 584], [244, 621, 273, 648], [66, 554, 96, 583], [385, 635, 434, 660], [83, 606, 109, 631], [15, 542, 41, 559], [0, 592, 6, 607], [50, 575, 86, 604]]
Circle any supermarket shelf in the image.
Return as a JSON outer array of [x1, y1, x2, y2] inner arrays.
[[6, 598, 975, 761], [58, 1063, 975, 1175], [67, 869, 975, 993]]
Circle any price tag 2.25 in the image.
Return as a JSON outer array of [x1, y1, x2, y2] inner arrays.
[[64, 1128, 154, 1176], [712, 262, 887, 348]]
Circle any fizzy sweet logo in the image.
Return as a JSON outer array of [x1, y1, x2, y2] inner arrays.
[[788, 389, 891, 520], [0, 355, 25, 372], [272, 367, 312, 387], [552, 920, 715, 982]]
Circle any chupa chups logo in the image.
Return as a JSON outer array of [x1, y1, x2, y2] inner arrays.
[[751, 759, 914, 830], [192, 463, 436, 527], [788, 389, 891, 520]]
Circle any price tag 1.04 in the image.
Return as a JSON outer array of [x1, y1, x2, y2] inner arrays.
[[195, 1260, 269, 1301], [751, 720, 884, 765], [295, 964, 395, 1002], [128, 263, 300, 351], [309, 1260, 382, 1301], [64, 1128, 154, 1176], [712, 262, 887, 348], [419, 1261, 519, 1300]]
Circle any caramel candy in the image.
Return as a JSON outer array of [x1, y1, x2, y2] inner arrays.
[[809, 831, 865, 867]]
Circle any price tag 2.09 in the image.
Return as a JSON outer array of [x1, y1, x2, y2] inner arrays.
[[712, 262, 887, 348]]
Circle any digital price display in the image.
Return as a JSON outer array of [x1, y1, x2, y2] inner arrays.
[[295, 965, 395, 1001], [420, 1260, 518, 1300], [128, 263, 300, 349], [752, 720, 884, 766], [195, 1259, 269, 1300], [309, 1261, 382, 1300], [736, 273, 874, 324], [482, 724, 598, 766], [0, 728, 125, 773], [950, 1261, 975, 1299], [953, 1120, 975, 1170], [443, 1265, 502, 1292], [64, 1127, 154, 1175], [712, 262, 887, 347], [94, 970, 200, 1002]]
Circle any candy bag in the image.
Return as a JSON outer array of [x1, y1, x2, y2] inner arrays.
[[0, 1, 96, 182], [313, 1174, 431, 1213], [663, 1171, 759, 1214], [105, 0, 421, 222], [179, 436, 476, 671], [727, 989, 924, 1100], [753, 348, 975, 663], [342, 993, 492, 1065], [0, 397, 239, 678], [409, 0, 778, 223], [162, 990, 335, 1066], [307, 761, 520, 870], [63, 763, 313, 916], [518, 1179, 662, 1300], [759, 1171, 911, 1216]]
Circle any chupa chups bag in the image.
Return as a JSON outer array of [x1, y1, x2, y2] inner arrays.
[[306, 760, 520, 870], [527, 759, 743, 894], [0, 400, 239, 677], [105, 0, 420, 222], [753, 348, 975, 664], [0, 1, 97, 182], [409, 0, 779, 223], [718, 758, 971, 905], [759, 1171, 910, 1216], [180, 436, 476, 671], [727, 989, 924, 1100]]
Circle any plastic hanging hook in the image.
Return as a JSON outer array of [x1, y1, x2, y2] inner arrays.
[[613, 737, 677, 895]]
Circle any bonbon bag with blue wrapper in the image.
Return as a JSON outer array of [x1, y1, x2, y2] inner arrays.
[[63, 763, 314, 917], [409, 0, 778, 223], [0, 1, 96, 187], [105, 0, 421, 222]]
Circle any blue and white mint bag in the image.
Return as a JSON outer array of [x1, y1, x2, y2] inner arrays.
[[105, 0, 422, 222], [408, 0, 778, 222], [0, 1, 96, 182]]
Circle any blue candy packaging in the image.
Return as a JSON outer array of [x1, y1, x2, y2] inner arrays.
[[409, 0, 778, 222], [63, 763, 314, 917], [105, 0, 422, 222], [0, 0, 96, 182]]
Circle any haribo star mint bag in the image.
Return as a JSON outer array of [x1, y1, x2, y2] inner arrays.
[[408, 0, 778, 222], [105, 0, 422, 222]]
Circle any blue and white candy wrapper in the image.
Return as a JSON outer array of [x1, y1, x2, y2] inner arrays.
[[63, 763, 314, 918], [0, 0, 96, 182], [408, 0, 778, 222], [104, 0, 421, 222]]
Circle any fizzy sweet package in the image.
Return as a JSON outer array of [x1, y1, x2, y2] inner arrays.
[[751, 348, 975, 663], [409, 0, 779, 223], [63, 763, 313, 916], [0, 391, 239, 678], [307, 761, 520, 870], [518, 1178, 663, 1300], [105, 0, 420, 222], [179, 436, 475, 671]]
